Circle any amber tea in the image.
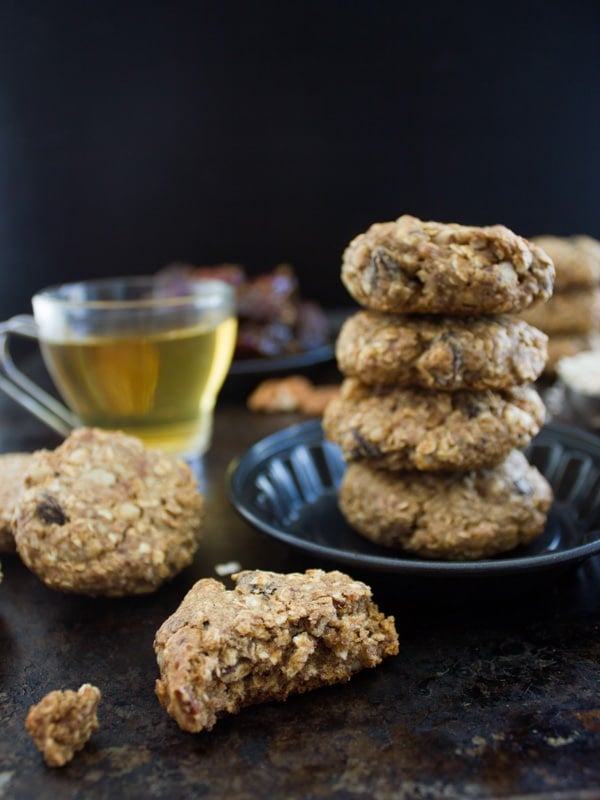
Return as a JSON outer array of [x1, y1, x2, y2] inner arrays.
[[0, 276, 237, 457], [41, 317, 237, 455]]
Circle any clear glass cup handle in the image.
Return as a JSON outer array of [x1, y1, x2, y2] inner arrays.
[[0, 315, 78, 437]]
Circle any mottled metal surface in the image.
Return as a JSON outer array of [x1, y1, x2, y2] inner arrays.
[[0, 384, 599, 799]]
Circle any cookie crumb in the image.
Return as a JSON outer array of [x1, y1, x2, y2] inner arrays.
[[214, 560, 242, 576], [25, 683, 101, 767]]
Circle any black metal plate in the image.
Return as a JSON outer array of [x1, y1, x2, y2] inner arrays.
[[227, 420, 600, 578]]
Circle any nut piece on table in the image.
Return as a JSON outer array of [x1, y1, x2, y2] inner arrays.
[[247, 375, 340, 415], [25, 683, 101, 767]]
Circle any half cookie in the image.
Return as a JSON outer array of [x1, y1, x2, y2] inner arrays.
[[154, 569, 398, 733]]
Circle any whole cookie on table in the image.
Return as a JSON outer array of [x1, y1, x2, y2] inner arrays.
[[336, 311, 548, 390], [341, 214, 554, 314], [154, 568, 398, 733], [0, 452, 33, 553], [338, 450, 552, 560], [13, 427, 204, 596], [531, 234, 600, 290], [322, 378, 546, 472]]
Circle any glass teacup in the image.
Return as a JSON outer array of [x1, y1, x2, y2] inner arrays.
[[0, 275, 237, 457]]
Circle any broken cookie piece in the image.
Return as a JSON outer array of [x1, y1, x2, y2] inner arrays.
[[25, 683, 101, 767], [154, 568, 399, 733]]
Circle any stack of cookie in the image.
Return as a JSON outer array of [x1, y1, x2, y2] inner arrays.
[[323, 214, 556, 560], [520, 234, 600, 374]]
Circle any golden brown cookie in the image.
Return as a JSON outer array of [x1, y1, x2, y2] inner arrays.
[[336, 311, 548, 390], [154, 569, 399, 733], [322, 378, 546, 472], [341, 215, 554, 314], [520, 287, 600, 335], [25, 684, 101, 767], [0, 452, 33, 553], [338, 451, 552, 560], [13, 427, 204, 596], [545, 333, 600, 375], [531, 234, 600, 290]]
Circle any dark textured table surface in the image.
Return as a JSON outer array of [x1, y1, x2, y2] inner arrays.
[[0, 373, 599, 800]]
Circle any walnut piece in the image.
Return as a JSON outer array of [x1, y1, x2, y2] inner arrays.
[[247, 375, 340, 415]]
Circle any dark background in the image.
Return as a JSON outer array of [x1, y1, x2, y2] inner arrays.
[[0, 0, 598, 318]]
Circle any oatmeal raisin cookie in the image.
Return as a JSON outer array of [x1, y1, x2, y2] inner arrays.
[[154, 569, 399, 733], [13, 427, 204, 596], [531, 234, 600, 290], [339, 451, 552, 560], [341, 215, 554, 314], [336, 311, 547, 390], [323, 378, 545, 472], [520, 287, 600, 335]]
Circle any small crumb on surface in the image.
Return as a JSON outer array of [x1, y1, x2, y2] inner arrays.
[[25, 683, 101, 767], [214, 561, 242, 576]]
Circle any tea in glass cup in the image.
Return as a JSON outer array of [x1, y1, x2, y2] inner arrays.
[[0, 276, 237, 457]]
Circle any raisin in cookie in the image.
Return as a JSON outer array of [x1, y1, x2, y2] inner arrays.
[[25, 684, 101, 767], [336, 311, 548, 390], [341, 215, 554, 314], [13, 427, 204, 596], [323, 378, 546, 472], [0, 452, 33, 553], [531, 234, 600, 290], [154, 569, 399, 733], [338, 450, 552, 560]]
